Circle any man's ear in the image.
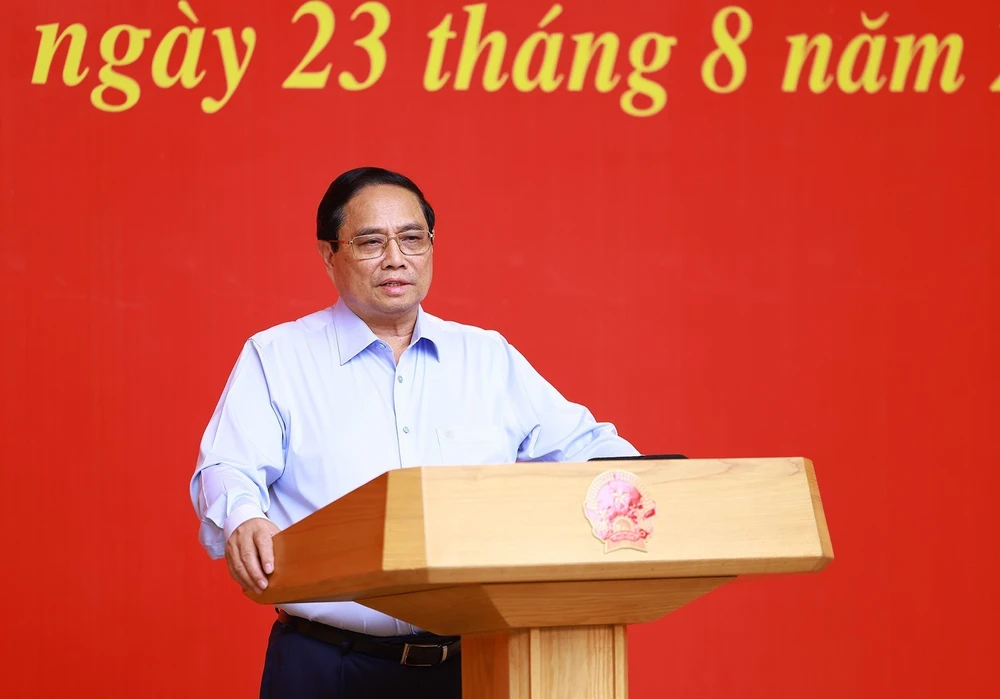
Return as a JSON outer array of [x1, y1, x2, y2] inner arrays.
[[316, 239, 337, 281]]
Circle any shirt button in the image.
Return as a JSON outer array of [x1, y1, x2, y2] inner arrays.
[[397, 376, 403, 383], [402, 426, 410, 434], [378, 342, 386, 350]]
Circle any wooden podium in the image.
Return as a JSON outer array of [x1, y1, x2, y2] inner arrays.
[[253, 457, 833, 698]]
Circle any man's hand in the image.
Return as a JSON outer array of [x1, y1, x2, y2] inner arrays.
[[225, 517, 281, 595]]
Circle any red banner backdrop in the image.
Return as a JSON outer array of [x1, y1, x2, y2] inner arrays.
[[1, 0, 996, 696]]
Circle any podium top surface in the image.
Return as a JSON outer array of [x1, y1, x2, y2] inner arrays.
[[256, 457, 833, 606]]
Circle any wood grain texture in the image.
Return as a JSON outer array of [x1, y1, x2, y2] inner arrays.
[[462, 626, 629, 699], [804, 458, 835, 565], [417, 458, 830, 583], [382, 465, 428, 569], [614, 625, 627, 698], [251, 473, 394, 605], [252, 457, 833, 609], [358, 577, 733, 635], [461, 630, 530, 699]]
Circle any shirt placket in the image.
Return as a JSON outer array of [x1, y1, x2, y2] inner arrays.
[[393, 345, 416, 469]]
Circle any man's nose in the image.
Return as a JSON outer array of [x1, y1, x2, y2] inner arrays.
[[381, 237, 407, 266]]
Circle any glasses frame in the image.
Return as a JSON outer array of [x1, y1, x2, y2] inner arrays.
[[336, 229, 435, 260]]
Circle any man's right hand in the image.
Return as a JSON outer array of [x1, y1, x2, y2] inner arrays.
[[225, 517, 281, 595]]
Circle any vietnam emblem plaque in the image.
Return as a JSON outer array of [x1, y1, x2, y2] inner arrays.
[[583, 470, 656, 553]]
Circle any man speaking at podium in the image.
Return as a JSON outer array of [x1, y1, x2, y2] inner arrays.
[[189, 167, 639, 698]]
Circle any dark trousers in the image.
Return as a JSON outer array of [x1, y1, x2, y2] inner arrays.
[[259, 619, 462, 699]]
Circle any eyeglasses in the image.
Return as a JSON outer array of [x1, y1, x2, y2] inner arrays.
[[338, 230, 435, 260]]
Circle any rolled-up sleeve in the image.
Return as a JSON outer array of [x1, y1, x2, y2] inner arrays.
[[505, 342, 640, 462], [189, 339, 286, 559]]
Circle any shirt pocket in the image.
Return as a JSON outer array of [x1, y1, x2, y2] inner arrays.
[[435, 425, 513, 466]]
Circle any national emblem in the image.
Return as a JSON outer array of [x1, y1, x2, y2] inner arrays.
[[582, 470, 656, 553]]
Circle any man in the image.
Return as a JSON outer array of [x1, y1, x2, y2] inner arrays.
[[190, 166, 639, 698]]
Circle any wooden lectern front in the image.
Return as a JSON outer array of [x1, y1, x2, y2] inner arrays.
[[252, 457, 833, 698]]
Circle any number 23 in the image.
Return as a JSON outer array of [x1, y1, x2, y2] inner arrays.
[[283, 1, 390, 90]]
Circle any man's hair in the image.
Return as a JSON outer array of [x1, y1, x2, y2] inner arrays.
[[316, 167, 436, 252]]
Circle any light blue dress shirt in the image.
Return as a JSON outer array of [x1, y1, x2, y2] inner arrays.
[[190, 299, 638, 635]]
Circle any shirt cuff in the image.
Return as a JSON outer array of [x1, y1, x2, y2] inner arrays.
[[223, 501, 268, 541]]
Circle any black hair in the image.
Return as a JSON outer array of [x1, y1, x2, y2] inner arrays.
[[316, 167, 436, 252]]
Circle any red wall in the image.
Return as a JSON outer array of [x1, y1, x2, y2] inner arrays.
[[1, 1, 996, 696]]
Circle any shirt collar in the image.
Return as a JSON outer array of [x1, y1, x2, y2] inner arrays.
[[331, 299, 442, 365]]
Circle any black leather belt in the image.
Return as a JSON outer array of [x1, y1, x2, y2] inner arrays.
[[277, 610, 461, 666]]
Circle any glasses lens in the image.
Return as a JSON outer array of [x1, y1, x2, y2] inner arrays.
[[349, 231, 431, 259], [351, 234, 387, 259], [398, 231, 430, 255]]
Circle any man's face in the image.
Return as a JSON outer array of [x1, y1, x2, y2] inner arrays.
[[319, 184, 433, 323]]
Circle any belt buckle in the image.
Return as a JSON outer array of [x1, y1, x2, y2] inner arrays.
[[400, 642, 446, 666]]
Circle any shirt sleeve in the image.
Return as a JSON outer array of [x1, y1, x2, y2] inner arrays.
[[189, 339, 286, 559], [505, 341, 641, 462]]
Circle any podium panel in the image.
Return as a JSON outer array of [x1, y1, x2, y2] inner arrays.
[[252, 457, 834, 699]]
